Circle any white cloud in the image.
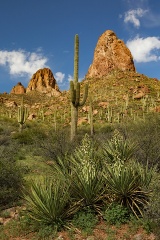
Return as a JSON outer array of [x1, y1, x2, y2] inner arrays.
[[0, 49, 48, 77], [126, 36, 160, 62], [68, 74, 73, 81], [55, 72, 65, 83], [67, 74, 84, 82], [124, 8, 148, 28]]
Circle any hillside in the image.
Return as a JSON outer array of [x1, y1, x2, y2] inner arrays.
[[0, 70, 160, 131]]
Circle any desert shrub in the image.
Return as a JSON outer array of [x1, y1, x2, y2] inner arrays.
[[118, 115, 160, 170], [12, 129, 34, 145], [0, 157, 23, 209], [36, 128, 79, 162], [36, 225, 57, 239], [0, 119, 17, 147], [72, 207, 98, 234], [0, 129, 23, 209], [143, 171, 160, 237], [104, 203, 130, 225]]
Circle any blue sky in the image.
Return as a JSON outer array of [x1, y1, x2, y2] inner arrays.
[[0, 0, 160, 93]]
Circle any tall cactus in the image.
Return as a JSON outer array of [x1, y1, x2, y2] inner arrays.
[[18, 97, 28, 132], [89, 101, 94, 136], [70, 34, 88, 140]]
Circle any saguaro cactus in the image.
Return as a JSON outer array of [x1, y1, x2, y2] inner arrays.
[[70, 34, 88, 140], [18, 98, 28, 132], [89, 101, 94, 136]]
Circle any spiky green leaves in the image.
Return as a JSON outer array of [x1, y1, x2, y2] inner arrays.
[[23, 178, 79, 227], [103, 161, 152, 218], [50, 134, 105, 211]]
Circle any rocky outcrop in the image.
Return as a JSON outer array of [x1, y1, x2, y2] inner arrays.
[[86, 30, 135, 79], [133, 85, 149, 99], [10, 82, 26, 94], [26, 68, 60, 96]]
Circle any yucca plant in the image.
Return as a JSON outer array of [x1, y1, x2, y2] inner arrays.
[[69, 134, 106, 211], [103, 130, 136, 164], [23, 177, 79, 228], [50, 134, 106, 212], [103, 161, 152, 218]]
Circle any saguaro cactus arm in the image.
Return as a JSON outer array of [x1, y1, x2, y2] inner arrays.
[[79, 84, 88, 106], [70, 81, 76, 105], [70, 81, 88, 107]]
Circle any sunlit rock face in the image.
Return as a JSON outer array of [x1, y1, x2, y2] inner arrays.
[[10, 82, 26, 94], [86, 30, 135, 78], [26, 68, 60, 96]]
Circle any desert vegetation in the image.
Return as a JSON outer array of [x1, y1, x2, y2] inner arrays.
[[0, 34, 160, 239], [0, 112, 160, 239]]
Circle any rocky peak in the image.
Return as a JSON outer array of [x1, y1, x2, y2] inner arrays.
[[86, 30, 135, 79], [10, 82, 26, 94], [26, 68, 60, 96]]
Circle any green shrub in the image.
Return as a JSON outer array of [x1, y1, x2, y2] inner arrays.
[[12, 130, 34, 145], [72, 208, 98, 234], [144, 171, 160, 237], [36, 128, 77, 161], [0, 158, 23, 209], [104, 203, 130, 225], [0, 122, 23, 209], [119, 115, 160, 169], [36, 225, 57, 239]]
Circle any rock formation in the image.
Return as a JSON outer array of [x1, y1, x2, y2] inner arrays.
[[10, 82, 26, 94], [26, 68, 60, 96], [86, 30, 135, 78]]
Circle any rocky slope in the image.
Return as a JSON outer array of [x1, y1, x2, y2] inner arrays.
[[0, 29, 160, 125]]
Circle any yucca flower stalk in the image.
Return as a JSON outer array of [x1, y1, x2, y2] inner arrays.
[[69, 134, 106, 211], [103, 130, 137, 164]]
